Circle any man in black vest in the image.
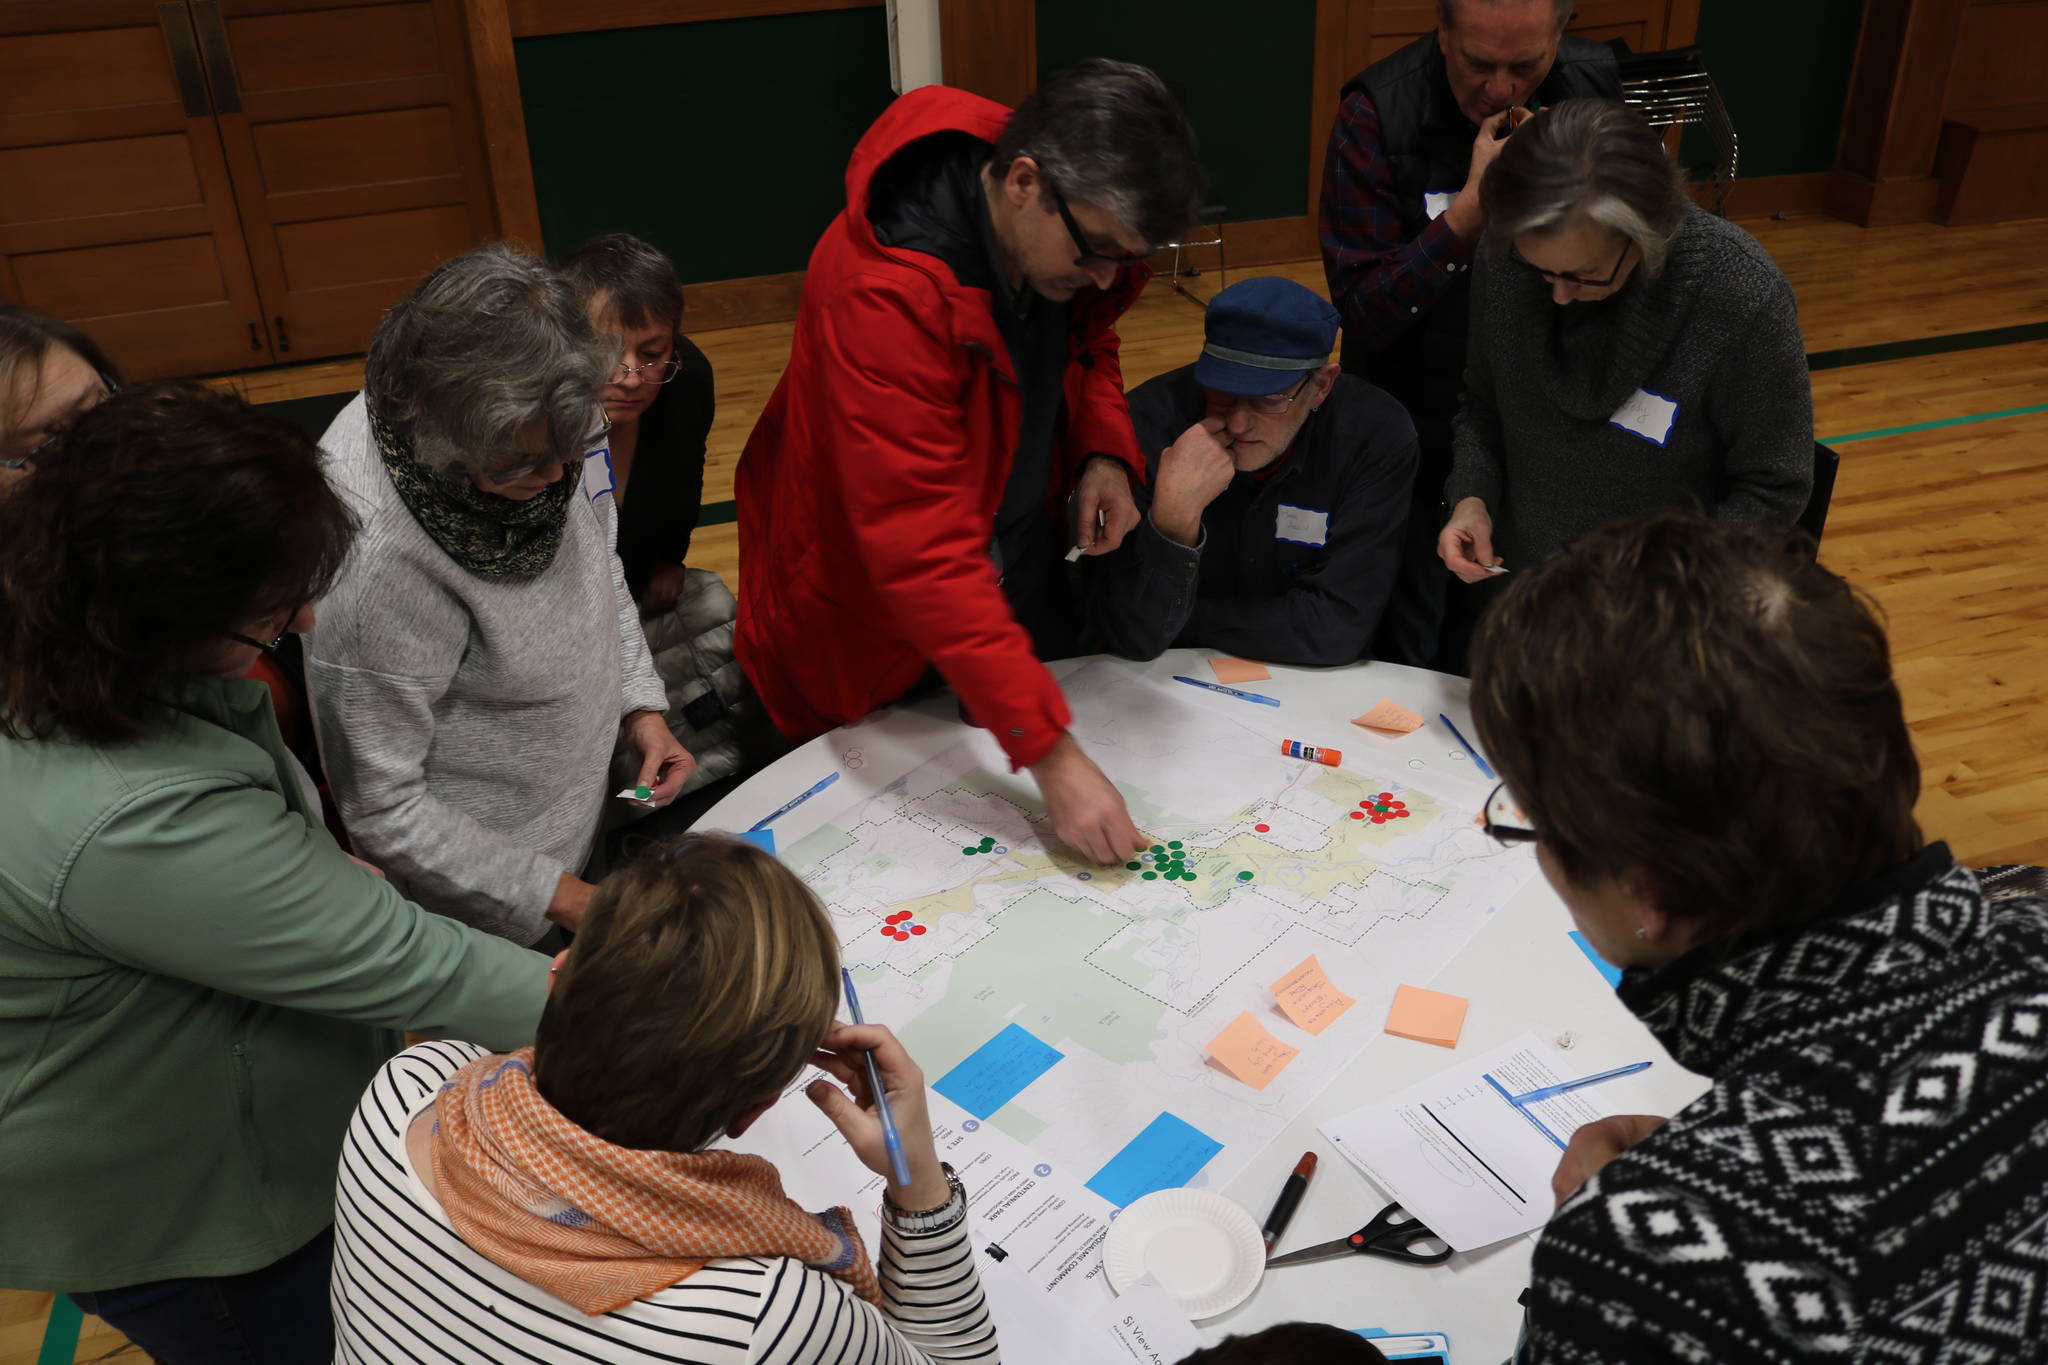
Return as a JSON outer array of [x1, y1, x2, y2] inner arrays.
[[1317, 0, 1619, 664]]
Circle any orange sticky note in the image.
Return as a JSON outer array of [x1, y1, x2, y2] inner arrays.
[[1209, 656, 1272, 684], [1205, 1011, 1300, 1090], [1270, 955, 1355, 1035], [1384, 984, 1469, 1048], [1353, 698, 1426, 736]]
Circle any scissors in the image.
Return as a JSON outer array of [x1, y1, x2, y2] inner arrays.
[[1263, 1202, 1453, 1268]]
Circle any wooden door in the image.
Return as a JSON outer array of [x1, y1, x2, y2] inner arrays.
[[0, 1, 276, 378], [195, 0, 497, 363]]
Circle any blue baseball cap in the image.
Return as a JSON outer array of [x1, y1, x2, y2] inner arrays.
[[1193, 276, 1341, 397]]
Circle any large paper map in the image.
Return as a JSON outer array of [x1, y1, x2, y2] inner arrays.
[[779, 661, 1536, 1211]]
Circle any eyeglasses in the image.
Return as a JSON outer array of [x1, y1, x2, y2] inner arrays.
[[483, 415, 613, 485], [1481, 781, 1537, 846], [1510, 238, 1634, 289], [0, 372, 120, 469], [610, 352, 682, 386], [1204, 373, 1315, 419], [221, 603, 302, 655], [1044, 179, 1152, 270]]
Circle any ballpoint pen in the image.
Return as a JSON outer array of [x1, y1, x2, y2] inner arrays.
[[839, 968, 913, 1187]]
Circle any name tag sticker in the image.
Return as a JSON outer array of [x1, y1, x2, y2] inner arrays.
[[584, 444, 616, 500], [1275, 503, 1330, 547], [1424, 191, 1455, 221], [1608, 388, 1678, 446]]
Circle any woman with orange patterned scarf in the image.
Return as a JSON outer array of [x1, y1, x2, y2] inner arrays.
[[329, 834, 998, 1364]]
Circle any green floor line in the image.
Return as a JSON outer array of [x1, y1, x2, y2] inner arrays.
[[696, 498, 737, 529], [37, 1294, 82, 1365], [1823, 403, 2048, 445]]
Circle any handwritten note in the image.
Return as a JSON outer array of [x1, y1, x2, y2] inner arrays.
[[1270, 955, 1355, 1035], [1353, 698, 1426, 736], [1384, 984, 1469, 1049], [1208, 656, 1272, 685], [1205, 1011, 1300, 1090]]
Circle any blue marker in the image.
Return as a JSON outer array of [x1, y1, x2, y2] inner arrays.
[[1437, 714, 1497, 780], [1173, 675, 1281, 707], [749, 771, 840, 833], [839, 968, 914, 1188]]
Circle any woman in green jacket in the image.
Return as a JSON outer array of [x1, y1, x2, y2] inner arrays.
[[0, 383, 550, 1363]]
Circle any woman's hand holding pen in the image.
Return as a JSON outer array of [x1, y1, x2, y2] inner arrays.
[[807, 1023, 952, 1209]]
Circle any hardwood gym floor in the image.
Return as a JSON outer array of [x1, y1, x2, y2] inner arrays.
[[7, 210, 2045, 1364]]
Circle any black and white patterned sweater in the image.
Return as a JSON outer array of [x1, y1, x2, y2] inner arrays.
[[1524, 845, 2048, 1363]]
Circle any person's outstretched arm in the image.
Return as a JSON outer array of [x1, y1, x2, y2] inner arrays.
[[60, 774, 547, 1049]]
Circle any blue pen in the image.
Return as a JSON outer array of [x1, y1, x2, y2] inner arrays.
[[1438, 714, 1497, 780], [749, 771, 840, 833], [1504, 1061, 1653, 1106], [1173, 675, 1281, 707], [839, 968, 913, 1188]]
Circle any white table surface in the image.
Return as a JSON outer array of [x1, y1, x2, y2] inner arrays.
[[703, 649, 1710, 1362]]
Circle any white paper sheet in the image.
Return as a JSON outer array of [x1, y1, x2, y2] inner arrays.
[[1318, 1033, 1614, 1252]]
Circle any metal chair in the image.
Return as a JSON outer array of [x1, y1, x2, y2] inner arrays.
[[1618, 46, 1738, 216], [1165, 203, 1229, 302]]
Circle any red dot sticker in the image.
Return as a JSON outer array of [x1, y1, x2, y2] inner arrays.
[[887, 911, 912, 924], [910, 924, 927, 936], [1349, 811, 1365, 820], [1371, 815, 1386, 824], [878, 926, 894, 937], [1397, 810, 1411, 818], [1254, 823, 1271, 833], [1379, 792, 1394, 801]]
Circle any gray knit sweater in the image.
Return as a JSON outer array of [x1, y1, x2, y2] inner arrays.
[[1445, 204, 1813, 568], [306, 395, 667, 944]]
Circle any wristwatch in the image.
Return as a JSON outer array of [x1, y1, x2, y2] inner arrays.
[[883, 1162, 965, 1233]]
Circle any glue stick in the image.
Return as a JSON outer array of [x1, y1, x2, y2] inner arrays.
[[1280, 739, 1341, 767]]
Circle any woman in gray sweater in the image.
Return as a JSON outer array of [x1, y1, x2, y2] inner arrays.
[[1438, 99, 1813, 591], [307, 246, 693, 945]]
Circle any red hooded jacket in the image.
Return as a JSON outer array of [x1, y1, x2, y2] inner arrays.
[[734, 86, 1148, 771]]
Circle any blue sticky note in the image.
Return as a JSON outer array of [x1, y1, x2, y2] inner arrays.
[[1569, 931, 1623, 988], [933, 1023, 1064, 1119], [735, 829, 777, 856], [1084, 1112, 1223, 1208]]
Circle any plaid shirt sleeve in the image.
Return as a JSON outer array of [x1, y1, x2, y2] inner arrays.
[[1318, 88, 1476, 357]]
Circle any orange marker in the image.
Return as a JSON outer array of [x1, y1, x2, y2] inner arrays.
[[1281, 739, 1341, 766]]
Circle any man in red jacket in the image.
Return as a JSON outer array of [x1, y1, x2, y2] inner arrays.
[[736, 61, 1204, 862]]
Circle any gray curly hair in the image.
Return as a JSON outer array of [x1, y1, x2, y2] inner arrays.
[[364, 243, 612, 476]]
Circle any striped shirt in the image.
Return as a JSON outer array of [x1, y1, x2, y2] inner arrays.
[[332, 1042, 1000, 1364]]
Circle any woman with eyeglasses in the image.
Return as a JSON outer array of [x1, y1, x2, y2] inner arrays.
[[0, 382, 549, 1363], [305, 245, 694, 947], [0, 302, 122, 494], [1435, 99, 1813, 671], [1471, 513, 2048, 1362], [556, 233, 716, 617]]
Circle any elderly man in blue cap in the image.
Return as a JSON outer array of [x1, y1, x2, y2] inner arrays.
[[1089, 276, 1418, 667]]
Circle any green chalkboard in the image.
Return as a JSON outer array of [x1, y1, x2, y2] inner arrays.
[[1693, 0, 1864, 178], [516, 9, 899, 283], [1034, 1, 1319, 224]]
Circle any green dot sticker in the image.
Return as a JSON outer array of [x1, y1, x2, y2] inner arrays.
[[1237, 870, 1254, 882], [1151, 844, 1166, 854], [1168, 840, 1183, 850], [1143, 871, 1158, 880], [633, 785, 652, 801], [962, 846, 978, 855], [979, 837, 995, 850], [1125, 861, 1142, 871]]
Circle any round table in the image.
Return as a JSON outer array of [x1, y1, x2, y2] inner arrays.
[[703, 648, 1708, 1360]]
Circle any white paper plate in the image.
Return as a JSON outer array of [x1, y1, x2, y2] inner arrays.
[[1102, 1188, 1265, 1320]]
